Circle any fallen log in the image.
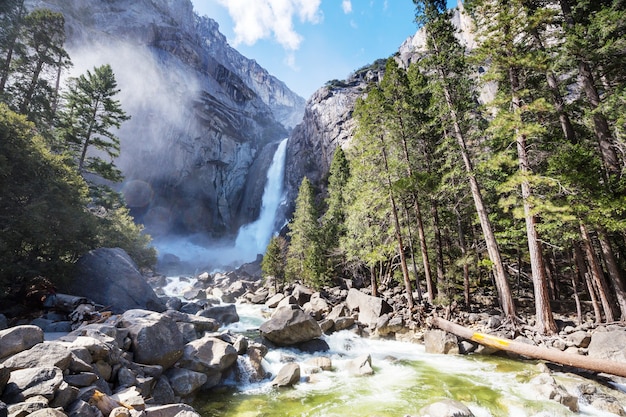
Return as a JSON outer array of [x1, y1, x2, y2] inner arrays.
[[431, 316, 626, 378]]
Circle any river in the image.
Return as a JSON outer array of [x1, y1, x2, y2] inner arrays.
[[178, 301, 624, 417]]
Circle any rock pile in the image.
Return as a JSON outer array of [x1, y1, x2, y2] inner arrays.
[[0, 307, 265, 417]]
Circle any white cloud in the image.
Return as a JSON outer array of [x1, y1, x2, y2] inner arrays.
[[215, 0, 322, 51], [342, 0, 352, 14]]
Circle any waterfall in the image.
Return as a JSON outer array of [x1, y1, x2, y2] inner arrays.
[[233, 137, 288, 259], [154, 138, 288, 272]]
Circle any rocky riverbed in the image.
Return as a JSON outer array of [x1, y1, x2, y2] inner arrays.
[[1, 248, 626, 417]]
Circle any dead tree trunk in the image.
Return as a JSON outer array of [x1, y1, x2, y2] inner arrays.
[[432, 317, 626, 378]]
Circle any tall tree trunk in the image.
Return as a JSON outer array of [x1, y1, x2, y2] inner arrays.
[[580, 223, 615, 322], [559, 0, 621, 177], [567, 250, 583, 325], [516, 130, 557, 334], [19, 58, 45, 114], [380, 140, 414, 309], [404, 205, 424, 303], [455, 207, 471, 310], [435, 74, 515, 319], [396, 118, 435, 301], [431, 199, 445, 297], [370, 264, 378, 298], [597, 230, 626, 321], [574, 243, 602, 323]]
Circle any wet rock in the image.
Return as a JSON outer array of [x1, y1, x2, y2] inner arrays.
[[177, 336, 238, 375], [347, 354, 373, 376], [530, 373, 578, 412], [296, 338, 330, 353], [424, 330, 459, 355], [119, 310, 184, 369], [579, 383, 626, 416], [259, 305, 322, 346], [345, 289, 392, 328], [304, 357, 332, 371], [419, 399, 475, 417], [0, 326, 44, 360], [196, 304, 239, 326], [271, 363, 300, 388], [67, 248, 165, 314]]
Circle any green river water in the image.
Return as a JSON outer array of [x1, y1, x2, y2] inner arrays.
[[189, 304, 625, 417]]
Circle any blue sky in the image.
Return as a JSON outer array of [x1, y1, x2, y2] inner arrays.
[[190, 0, 434, 99]]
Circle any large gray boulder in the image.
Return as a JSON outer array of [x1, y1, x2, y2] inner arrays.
[[345, 288, 392, 328], [588, 329, 626, 363], [271, 363, 300, 388], [0, 325, 44, 360], [118, 310, 184, 369], [66, 248, 165, 314], [177, 336, 238, 375], [259, 305, 322, 346], [1, 367, 64, 404], [2, 342, 73, 372]]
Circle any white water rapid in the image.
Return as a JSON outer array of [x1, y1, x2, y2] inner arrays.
[[154, 138, 288, 272], [192, 303, 626, 417]]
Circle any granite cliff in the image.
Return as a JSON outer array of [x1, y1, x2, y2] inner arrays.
[[25, 0, 305, 237], [283, 2, 484, 213]]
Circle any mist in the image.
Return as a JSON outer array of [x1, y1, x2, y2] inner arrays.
[[154, 138, 289, 274]]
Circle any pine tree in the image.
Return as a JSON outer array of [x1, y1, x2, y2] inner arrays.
[[262, 235, 288, 291], [59, 64, 129, 183], [7, 8, 70, 125], [413, 0, 516, 320], [321, 146, 350, 275], [285, 177, 326, 288], [0, 0, 25, 95]]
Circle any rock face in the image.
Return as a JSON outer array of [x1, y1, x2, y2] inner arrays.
[[259, 305, 322, 346], [25, 0, 305, 238], [66, 248, 165, 314]]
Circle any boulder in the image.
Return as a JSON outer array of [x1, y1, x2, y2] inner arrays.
[[66, 248, 165, 314], [163, 368, 207, 397], [1, 366, 64, 404], [196, 304, 239, 326], [347, 354, 373, 376], [564, 330, 591, 348], [259, 305, 322, 346], [265, 293, 285, 308], [2, 342, 72, 372], [424, 330, 459, 355], [271, 363, 300, 388], [291, 285, 314, 306], [530, 373, 578, 412], [588, 329, 626, 363], [177, 336, 238, 375], [345, 289, 392, 327], [419, 399, 475, 417], [119, 310, 184, 369], [303, 293, 330, 320], [0, 326, 44, 360]]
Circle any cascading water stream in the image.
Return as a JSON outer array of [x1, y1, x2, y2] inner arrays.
[[154, 138, 288, 272], [191, 304, 626, 417], [233, 137, 288, 260]]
